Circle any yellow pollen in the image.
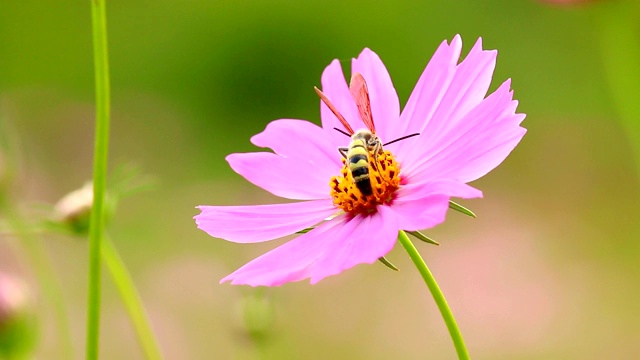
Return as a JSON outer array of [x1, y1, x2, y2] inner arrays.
[[330, 150, 401, 215]]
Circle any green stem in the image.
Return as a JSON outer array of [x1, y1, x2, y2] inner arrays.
[[86, 0, 111, 358], [397, 230, 469, 360], [101, 235, 163, 360]]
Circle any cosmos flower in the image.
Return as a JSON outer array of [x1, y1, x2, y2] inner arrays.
[[195, 35, 526, 286]]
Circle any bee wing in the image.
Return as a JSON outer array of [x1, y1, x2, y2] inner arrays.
[[314, 86, 355, 135], [349, 73, 376, 133]]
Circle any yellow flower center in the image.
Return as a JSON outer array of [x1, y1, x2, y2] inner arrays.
[[330, 150, 401, 215]]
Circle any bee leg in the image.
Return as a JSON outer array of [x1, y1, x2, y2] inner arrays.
[[374, 142, 383, 156], [338, 147, 349, 159]]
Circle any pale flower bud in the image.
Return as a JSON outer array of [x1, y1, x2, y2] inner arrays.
[[53, 182, 94, 235]]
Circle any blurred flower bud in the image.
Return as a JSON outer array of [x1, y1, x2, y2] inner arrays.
[[53, 182, 94, 235], [236, 292, 275, 342], [49, 166, 154, 236], [0, 273, 36, 358], [0, 274, 27, 328]]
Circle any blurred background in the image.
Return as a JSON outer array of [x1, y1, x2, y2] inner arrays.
[[1, 0, 639, 358]]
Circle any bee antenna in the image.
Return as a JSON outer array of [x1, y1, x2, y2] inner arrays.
[[384, 133, 420, 146], [333, 127, 351, 137]]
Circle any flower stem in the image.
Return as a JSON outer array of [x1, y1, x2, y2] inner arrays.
[[397, 230, 469, 360], [101, 235, 163, 360], [87, 0, 111, 358]]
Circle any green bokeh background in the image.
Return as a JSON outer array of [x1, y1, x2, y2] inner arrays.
[[1, 0, 639, 359]]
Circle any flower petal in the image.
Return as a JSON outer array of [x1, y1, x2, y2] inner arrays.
[[392, 35, 462, 158], [438, 125, 526, 182], [420, 38, 498, 143], [391, 180, 482, 231], [221, 208, 399, 286], [250, 118, 342, 175], [399, 36, 495, 135], [388, 194, 449, 232], [351, 48, 401, 142], [227, 152, 331, 200], [397, 179, 483, 201], [394, 37, 502, 168], [320, 59, 365, 146], [309, 206, 398, 284], [403, 79, 526, 183], [195, 199, 336, 243]]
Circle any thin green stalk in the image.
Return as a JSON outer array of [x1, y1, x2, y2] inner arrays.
[[101, 235, 163, 360], [86, 0, 111, 358], [397, 230, 469, 360]]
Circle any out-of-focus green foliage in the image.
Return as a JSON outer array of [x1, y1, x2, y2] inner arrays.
[[1, 0, 639, 359]]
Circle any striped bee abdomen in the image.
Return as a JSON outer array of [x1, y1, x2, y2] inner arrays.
[[347, 140, 373, 196]]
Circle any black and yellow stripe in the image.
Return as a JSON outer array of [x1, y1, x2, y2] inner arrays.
[[347, 139, 373, 195]]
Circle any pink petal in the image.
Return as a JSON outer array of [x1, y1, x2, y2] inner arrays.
[[390, 180, 482, 231], [420, 38, 498, 144], [403, 79, 526, 183], [251, 118, 342, 176], [320, 60, 365, 146], [394, 37, 500, 168], [309, 206, 398, 284], [221, 207, 399, 286], [438, 126, 526, 182], [397, 179, 483, 201], [388, 194, 450, 232], [227, 152, 331, 200], [195, 199, 336, 243], [351, 48, 401, 142], [392, 35, 462, 158]]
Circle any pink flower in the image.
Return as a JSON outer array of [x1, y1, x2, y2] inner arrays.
[[195, 35, 526, 287]]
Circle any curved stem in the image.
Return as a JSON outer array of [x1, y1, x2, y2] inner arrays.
[[397, 230, 469, 360], [86, 0, 111, 358], [101, 235, 163, 360]]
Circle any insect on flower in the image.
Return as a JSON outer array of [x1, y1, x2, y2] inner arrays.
[[315, 73, 420, 198], [195, 35, 527, 287]]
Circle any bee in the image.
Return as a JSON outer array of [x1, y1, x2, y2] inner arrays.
[[314, 73, 419, 196]]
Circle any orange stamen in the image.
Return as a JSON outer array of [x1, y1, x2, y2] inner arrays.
[[330, 150, 401, 215]]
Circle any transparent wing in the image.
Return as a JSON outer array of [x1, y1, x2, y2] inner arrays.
[[349, 73, 376, 133]]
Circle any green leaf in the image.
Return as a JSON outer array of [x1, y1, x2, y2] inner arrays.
[[449, 200, 476, 218], [378, 256, 399, 271], [406, 230, 440, 246]]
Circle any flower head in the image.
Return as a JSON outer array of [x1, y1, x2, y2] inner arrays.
[[195, 35, 526, 287]]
